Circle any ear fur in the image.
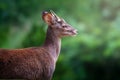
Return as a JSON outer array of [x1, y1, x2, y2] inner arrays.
[[42, 12, 53, 25], [42, 11, 61, 26]]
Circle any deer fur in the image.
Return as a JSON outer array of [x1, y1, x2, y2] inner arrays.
[[0, 10, 77, 80]]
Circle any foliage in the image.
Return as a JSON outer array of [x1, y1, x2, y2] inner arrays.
[[0, 0, 120, 80]]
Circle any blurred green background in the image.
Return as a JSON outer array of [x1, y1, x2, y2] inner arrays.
[[0, 0, 120, 80]]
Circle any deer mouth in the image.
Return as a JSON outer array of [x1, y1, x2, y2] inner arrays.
[[68, 29, 78, 36], [62, 29, 78, 37]]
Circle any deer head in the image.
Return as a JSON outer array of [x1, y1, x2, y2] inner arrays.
[[42, 10, 77, 37]]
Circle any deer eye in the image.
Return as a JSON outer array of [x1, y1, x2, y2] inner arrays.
[[62, 26, 67, 28]]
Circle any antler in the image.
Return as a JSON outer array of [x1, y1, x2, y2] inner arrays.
[[50, 10, 61, 21]]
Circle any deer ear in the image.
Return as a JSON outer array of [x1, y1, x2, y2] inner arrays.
[[42, 11, 53, 25]]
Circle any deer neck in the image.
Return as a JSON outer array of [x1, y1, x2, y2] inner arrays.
[[43, 27, 61, 62]]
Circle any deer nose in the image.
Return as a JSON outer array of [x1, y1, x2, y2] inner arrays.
[[72, 29, 78, 35]]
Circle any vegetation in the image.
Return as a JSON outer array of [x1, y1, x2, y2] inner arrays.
[[0, 0, 120, 80]]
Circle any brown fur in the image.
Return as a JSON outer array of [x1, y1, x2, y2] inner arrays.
[[0, 47, 55, 80]]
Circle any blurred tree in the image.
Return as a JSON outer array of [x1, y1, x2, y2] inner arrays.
[[0, 0, 120, 80]]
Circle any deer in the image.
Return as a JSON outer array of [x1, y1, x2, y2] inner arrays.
[[0, 10, 77, 80]]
